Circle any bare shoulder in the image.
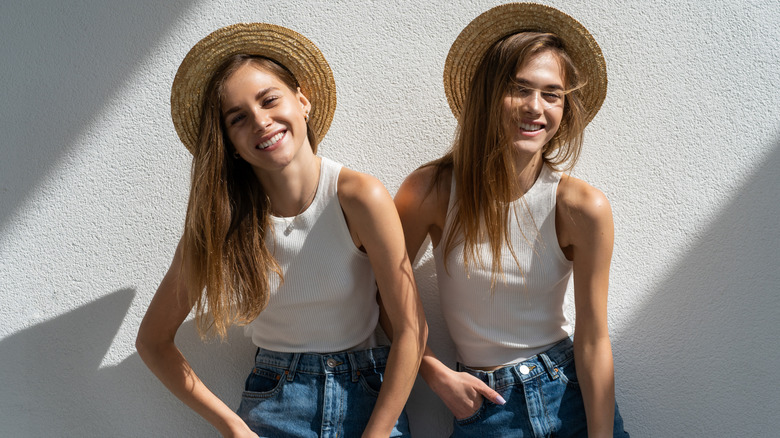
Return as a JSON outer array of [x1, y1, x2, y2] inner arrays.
[[336, 166, 391, 213], [557, 175, 611, 218], [335, 166, 403, 251], [396, 165, 451, 220], [556, 174, 613, 248]]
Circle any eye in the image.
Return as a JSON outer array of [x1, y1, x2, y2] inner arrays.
[[228, 113, 246, 126], [543, 91, 563, 102], [262, 95, 279, 106], [513, 85, 533, 96]]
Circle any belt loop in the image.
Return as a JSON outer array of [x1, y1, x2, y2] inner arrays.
[[286, 353, 301, 381], [486, 371, 495, 389], [347, 351, 360, 382], [540, 353, 559, 380]]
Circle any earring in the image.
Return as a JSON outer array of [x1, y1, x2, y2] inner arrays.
[[304, 111, 309, 122], [233, 151, 240, 159]]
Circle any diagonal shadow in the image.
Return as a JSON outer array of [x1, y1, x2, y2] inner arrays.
[[0, 287, 256, 437], [612, 141, 780, 436], [0, 0, 195, 231], [0, 288, 137, 436]]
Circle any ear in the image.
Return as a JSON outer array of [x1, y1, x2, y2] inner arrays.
[[297, 87, 312, 115]]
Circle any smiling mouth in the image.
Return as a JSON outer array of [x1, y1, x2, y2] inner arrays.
[[518, 122, 544, 132], [257, 131, 285, 149]]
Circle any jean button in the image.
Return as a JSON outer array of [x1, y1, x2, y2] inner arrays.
[[326, 358, 338, 368], [519, 365, 530, 375]]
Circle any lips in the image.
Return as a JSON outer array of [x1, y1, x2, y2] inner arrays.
[[256, 130, 285, 149]]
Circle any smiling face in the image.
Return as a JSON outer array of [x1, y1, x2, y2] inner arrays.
[[221, 63, 312, 174], [501, 50, 566, 159]]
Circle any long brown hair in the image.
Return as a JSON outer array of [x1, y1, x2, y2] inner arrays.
[[432, 32, 587, 287], [182, 55, 318, 339]]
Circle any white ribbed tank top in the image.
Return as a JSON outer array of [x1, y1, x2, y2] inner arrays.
[[434, 165, 573, 367], [243, 157, 379, 352]]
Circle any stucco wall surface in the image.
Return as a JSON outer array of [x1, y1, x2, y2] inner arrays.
[[1, 0, 778, 436]]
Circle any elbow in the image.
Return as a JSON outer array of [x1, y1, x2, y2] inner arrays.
[[135, 331, 152, 363], [135, 327, 168, 365]]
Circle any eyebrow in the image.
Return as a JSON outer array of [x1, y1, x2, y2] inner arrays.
[[222, 86, 280, 118], [513, 78, 564, 91]]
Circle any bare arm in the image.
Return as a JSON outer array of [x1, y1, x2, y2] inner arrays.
[[557, 176, 616, 438], [392, 167, 504, 420], [338, 169, 427, 438], [135, 240, 257, 438]]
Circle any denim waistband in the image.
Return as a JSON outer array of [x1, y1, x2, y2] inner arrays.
[[457, 336, 575, 387], [253, 345, 390, 381]]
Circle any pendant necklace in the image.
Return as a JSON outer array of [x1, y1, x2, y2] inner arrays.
[[273, 179, 319, 236]]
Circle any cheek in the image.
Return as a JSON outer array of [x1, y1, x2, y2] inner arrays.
[[547, 107, 564, 130], [225, 127, 246, 151]]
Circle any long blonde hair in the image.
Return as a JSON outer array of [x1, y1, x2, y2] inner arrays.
[[182, 55, 318, 339], [432, 32, 587, 286]]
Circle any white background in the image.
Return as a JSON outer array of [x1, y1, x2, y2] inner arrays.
[[1, 0, 778, 436]]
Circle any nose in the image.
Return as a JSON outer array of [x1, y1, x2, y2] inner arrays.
[[520, 90, 543, 115], [250, 108, 272, 131]]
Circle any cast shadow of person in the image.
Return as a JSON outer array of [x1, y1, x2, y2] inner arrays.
[[0, 287, 255, 437], [611, 141, 780, 436]]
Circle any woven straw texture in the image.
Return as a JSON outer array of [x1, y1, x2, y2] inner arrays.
[[171, 23, 336, 154], [444, 2, 607, 125]]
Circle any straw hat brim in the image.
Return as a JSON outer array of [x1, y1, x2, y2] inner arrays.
[[444, 2, 607, 125], [171, 23, 336, 154]]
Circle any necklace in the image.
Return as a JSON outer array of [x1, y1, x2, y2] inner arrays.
[[271, 179, 319, 236]]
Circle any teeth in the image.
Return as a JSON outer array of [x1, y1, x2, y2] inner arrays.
[[519, 122, 543, 131], [257, 131, 284, 149]]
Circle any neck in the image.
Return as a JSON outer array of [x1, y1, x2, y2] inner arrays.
[[257, 150, 321, 217], [510, 151, 545, 199]]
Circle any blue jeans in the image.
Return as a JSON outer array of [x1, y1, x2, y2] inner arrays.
[[451, 337, 628, 438], [236, 345, 410, 438]]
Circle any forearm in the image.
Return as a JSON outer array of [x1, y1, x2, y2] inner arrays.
[[137, 341, 251, 437], [574, 336, 616, 438], [418, 345, 453, 390], [363, 324, 425, 437]]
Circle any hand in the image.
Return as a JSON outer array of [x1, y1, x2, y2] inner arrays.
[[430, 368, 505, 420]]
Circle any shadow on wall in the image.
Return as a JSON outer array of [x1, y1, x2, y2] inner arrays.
[[0, 288, 255, 437], [0, 0, 194, 229], [613, 141, 780, 436]]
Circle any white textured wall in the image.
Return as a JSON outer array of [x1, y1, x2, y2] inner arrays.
[[2, 0, 778, 436]]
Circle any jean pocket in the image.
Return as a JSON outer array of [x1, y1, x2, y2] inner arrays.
[[242, 365, 285, 398], [358, 367, 385, 397], [454, 398, 485, 426]]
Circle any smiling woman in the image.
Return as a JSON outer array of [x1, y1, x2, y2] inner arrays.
[[395, 3, 628, 437], [135, 23, 426, 438]]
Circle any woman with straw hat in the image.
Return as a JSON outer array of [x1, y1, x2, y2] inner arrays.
[[136, 23, 425, 438], [395, 3, 628, 437]]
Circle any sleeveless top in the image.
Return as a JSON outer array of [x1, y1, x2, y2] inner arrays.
[[243, 157, 379, 352], [434, 165, 573, 367]]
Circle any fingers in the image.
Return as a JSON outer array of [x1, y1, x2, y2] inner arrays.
[[474, 380, 506, 405]]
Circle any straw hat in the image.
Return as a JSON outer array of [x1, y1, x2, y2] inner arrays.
[[444, 2, 607, 124], [171, 23, 336, 154]]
